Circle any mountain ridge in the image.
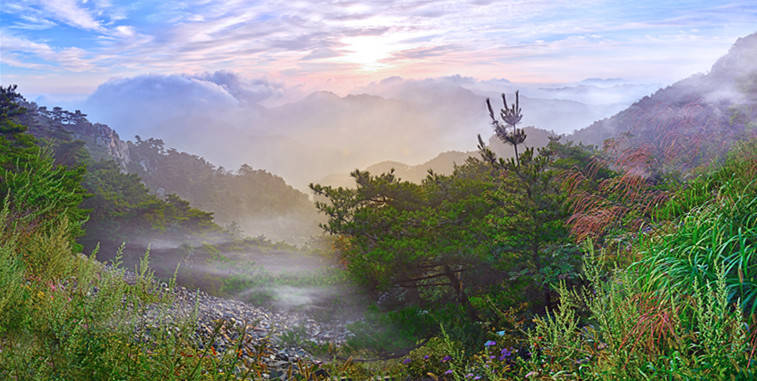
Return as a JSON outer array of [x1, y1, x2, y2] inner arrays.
[[13, 100, 320, 242]]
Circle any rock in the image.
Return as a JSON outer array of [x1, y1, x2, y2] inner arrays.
[[114, 267, 354, 371]]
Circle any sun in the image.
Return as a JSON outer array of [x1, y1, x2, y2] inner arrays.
[[338, 35, 397, 71]]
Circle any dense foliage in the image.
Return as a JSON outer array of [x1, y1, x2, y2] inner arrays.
[[0, 85, 276, 379], [310, 95, 588, 350], [81, 159, 217, 245], [0, 86, 88, 245], [524, 141, 757, 379]]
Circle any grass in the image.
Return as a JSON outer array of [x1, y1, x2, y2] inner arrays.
[[520, 143, 757, 380]]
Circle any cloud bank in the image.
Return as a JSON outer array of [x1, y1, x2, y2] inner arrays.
[[80, 71, 663, 189]]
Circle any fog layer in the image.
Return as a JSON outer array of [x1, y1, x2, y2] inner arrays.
[[81, 73, 659, 189]]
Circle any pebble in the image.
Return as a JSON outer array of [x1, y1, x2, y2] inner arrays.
[[113, 267, 353, 377]]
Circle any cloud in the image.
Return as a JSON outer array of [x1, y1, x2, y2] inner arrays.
[[3, 0, 756, 99], [42, 0, 102, 30], [0, 32, 56, 57], [84, 74, 238, 139], [82, 72, 288, 141], [302, 48, 341, 60], [195, 71, 286, 105], [387, 45, 458, 61]]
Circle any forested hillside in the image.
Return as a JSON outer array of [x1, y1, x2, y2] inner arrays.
[[12, 100, 320, 242], [125, 137, 320, 242]]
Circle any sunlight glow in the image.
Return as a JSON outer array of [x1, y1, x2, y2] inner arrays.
[[338, 35, 398, 71]]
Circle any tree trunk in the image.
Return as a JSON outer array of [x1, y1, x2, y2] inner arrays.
[[513, 144, 520, 167], [444, 265, 479, 321]]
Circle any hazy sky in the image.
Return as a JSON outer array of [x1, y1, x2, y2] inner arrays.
[[1, 0, 756, 98]]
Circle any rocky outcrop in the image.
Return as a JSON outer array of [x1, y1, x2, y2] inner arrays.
[[17, 101, 131, 167]]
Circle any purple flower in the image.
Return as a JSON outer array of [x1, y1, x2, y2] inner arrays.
[[489, 355, 496, 360], [402, 358, 411, 364], [484, 340, 496, 347], [442, 355, 451, 362], [465, 374, 474, 378], [444, 370, 453, 375], [424, 355, 430, 360], [474, 377, 482, 380], [500, 347, 512, 357]]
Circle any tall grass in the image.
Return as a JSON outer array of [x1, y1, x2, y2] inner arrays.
[[638, 140, 757, 314], [524, 143, 757, 379]]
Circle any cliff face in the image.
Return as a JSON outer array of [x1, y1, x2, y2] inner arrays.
[[568, 33, 757, 173], [17, 102, 131, 167]]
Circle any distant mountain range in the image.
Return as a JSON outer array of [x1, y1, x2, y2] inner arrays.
[[79, 71, 659, 190], [317, 127, 559, 188], [323, 32, 757, 186]]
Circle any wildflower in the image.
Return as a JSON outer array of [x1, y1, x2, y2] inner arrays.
[[525, 371, 538, 378], [442, 355, 451, 362], [489, 355, 496, 360], [402, 358, 411, 364], [424, 355, 430, 360], [474, 377, 481, 380], [496, 330, 506, 336], [466, 373, 474, 378], [500, 347, 512, 357], [444, 370, 453, 375], [484, 340, 496, 347]]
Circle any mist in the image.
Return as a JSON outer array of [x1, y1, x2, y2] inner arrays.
[[115, 236, 369, 324], [79, 72, 659, 190]]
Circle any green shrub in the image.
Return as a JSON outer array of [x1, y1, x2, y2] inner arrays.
[[0, 244, 27, 335]]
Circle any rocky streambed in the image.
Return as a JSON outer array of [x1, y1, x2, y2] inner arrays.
[[121, 269, 356, 379]]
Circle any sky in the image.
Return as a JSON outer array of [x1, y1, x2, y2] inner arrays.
[[1, 0, 756, 101]]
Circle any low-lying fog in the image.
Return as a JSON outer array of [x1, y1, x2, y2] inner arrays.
[[112, 238, 368, 324]]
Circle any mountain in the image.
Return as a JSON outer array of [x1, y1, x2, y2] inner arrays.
[[320, 32, 757, 186], [318, 126, 558, 187], [568, 32, 757, 173], [13, 100, 320, 242], [83, 73, 652, 190], [318, 151, 475, 188]]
